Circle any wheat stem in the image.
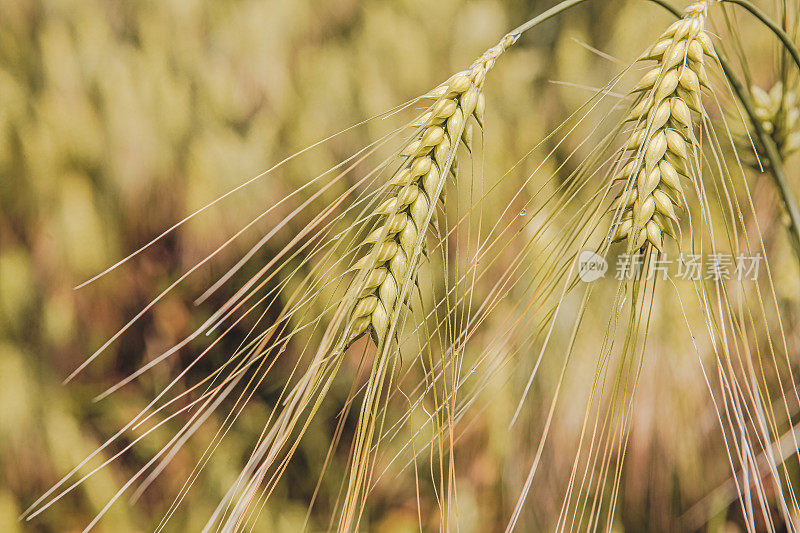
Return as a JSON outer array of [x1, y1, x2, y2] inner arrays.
[[718, 50, 800, 266], [507, 0, 592, 38], [719, 0, 800, 72], [649, 0, 682, 18]]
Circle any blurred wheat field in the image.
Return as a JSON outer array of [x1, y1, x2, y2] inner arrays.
[[2, 0, 800, 531]]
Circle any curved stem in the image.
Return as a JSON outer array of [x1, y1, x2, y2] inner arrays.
[[648, 0, 682, 18], [508, 0, 682, 39], [507, 0, 592, 38], [720, 0, 800, 73], [718, 50, 800, 264]]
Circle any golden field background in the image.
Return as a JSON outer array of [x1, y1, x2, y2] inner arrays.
[[1, 0, 798, 531]]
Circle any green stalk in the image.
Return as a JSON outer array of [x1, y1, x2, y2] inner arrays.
[[720, 0, 800, 72], [507, 0, 593, 38], [508, 0, 682, 40], [718, 51, 800, 266]]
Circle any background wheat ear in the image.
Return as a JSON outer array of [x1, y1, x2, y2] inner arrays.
[[745, 81, 800, 164]]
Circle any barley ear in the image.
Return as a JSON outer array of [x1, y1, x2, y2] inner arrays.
[[746, 81, 800, 162], [344, 34, 518, 347], [611, 0, 715, 253]]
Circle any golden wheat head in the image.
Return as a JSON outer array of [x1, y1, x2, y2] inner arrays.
[[611, 0, 716, 252], [345, 34, 517, 346]]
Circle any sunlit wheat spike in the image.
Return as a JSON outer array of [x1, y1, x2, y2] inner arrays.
[[344, 34, 517, 347], [610, 0, 716, 252]]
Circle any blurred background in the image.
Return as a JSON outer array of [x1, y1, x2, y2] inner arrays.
[[1, 0, 798, 531]]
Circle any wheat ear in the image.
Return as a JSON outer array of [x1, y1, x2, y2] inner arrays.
[[345, 34, 517, 346], [750, 81, 800, 161], [611, 0, 716, 252]]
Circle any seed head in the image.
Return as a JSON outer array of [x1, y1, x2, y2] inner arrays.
[[611, 0, 715, 252], [346, 35, 517, 345]]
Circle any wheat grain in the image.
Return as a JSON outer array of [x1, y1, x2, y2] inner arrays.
[[345, 34, 518, 346], [611, 0, 716, 252]]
